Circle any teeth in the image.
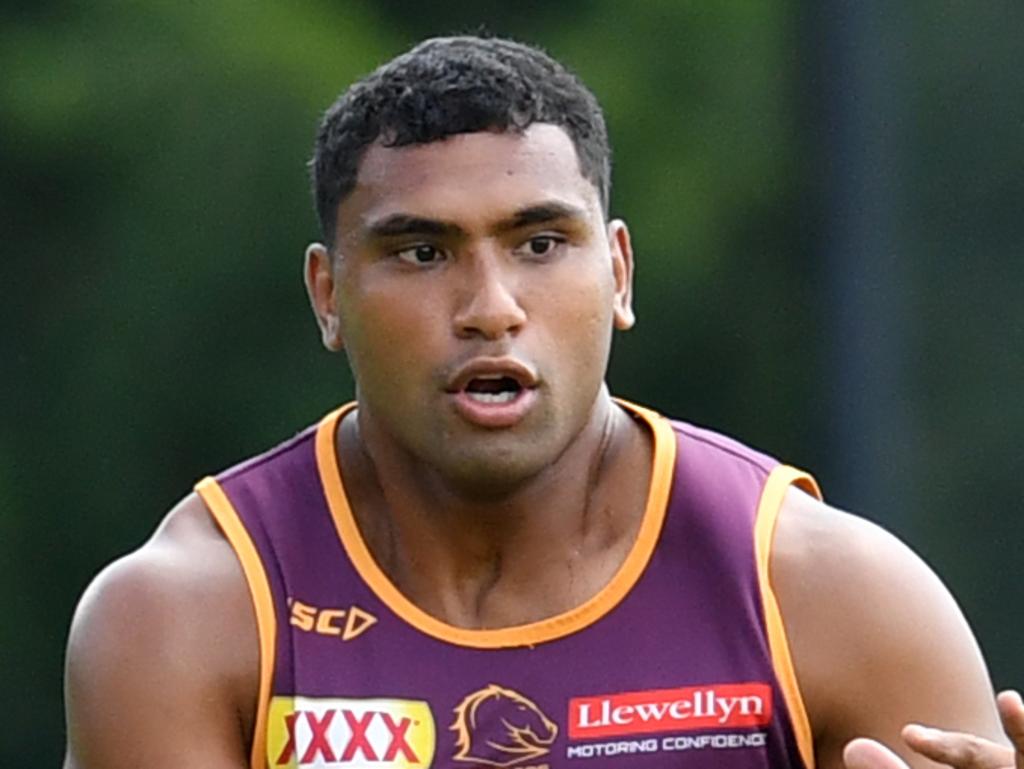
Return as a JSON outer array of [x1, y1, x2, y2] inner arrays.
[[466, 390, 517, 404]]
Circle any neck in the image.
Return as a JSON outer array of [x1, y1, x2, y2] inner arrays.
[[337, 391, 651, 628]]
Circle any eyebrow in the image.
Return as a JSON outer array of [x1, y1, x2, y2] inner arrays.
[[361, 200, 590, 242], [364, 214, 465, 240], [497, 201, 590, 233]]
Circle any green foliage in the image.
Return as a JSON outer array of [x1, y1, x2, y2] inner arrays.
[[2, 3, 395, 761], [899, 5, 1024, 684]]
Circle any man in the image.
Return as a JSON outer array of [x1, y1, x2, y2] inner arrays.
[[64, 36, 1021, 769]]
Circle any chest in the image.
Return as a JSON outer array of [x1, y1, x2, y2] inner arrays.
[[265, 566, 792, 769]]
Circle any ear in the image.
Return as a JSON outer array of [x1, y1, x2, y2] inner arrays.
[[608, 219, 636, 331], [304, 242, 345, 351]]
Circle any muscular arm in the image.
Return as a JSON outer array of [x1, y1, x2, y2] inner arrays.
[[64, 494, 258, 769], [773, 488, 1004, 769]]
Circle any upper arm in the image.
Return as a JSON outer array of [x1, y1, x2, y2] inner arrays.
[[772, 488, 1002, 769], [64, 494, 257, 769]]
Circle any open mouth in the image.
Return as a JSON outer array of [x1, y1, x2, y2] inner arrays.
[[464, 375, 524, 404], [446, 358, 539, 426]]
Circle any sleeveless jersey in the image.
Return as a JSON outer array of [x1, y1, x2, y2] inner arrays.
[[195, 400, 821, 769]]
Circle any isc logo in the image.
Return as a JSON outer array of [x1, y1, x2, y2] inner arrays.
[[268, 696, 436, 767], [288, 599, 377, 641]]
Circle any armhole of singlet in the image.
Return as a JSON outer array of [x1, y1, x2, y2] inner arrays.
[[195, 476, 276, 769], [753, 465, 822, 769]]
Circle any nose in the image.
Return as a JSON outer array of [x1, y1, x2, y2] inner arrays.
[[452, 252, 527, 340]]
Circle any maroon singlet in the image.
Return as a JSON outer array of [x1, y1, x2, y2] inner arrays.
[[195, 400, 821, 769]]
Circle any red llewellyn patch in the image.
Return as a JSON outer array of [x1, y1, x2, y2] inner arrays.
[[568, 683, 772, 740]]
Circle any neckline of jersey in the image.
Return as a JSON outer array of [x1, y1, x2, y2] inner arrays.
[[314, 397, 677, 648]]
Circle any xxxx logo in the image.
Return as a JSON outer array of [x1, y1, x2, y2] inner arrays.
[[451, 684, 558, 768], [268, 696, 435, 767]]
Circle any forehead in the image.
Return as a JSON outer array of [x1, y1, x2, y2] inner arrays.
[[338, 124, 600, 237]]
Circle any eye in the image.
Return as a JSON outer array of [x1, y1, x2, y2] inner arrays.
[[395, 244, 446, 265], [515, 235, 563, 259]]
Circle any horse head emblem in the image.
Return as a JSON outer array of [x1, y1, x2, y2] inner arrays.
[[451, 684, 559, 767]]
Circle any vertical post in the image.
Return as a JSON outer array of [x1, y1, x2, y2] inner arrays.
[[806, 2, 914, 527]]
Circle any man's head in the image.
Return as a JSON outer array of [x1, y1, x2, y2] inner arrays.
[[310, 35, 611, 247], [305, 36, 633, 495]]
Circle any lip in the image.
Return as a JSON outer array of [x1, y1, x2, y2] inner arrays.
[[445, 357, 539, 394], [448, 387, 539, 428], [444, 357, 540, 429]]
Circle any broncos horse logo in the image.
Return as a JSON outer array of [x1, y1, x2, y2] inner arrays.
[[451, 684, 559, 767]]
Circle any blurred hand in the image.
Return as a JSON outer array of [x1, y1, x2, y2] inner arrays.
[[843, 690, 1024, 769]]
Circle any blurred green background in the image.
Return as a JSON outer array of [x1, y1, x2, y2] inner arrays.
[[2, 2, 1022, 764]]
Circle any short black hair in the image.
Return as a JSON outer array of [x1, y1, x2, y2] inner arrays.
[[310, 35, 611, 246]]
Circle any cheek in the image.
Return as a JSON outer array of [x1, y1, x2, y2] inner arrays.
[[533, 266, 616, 376], [550, 267, 616, 340], [339, 278, 447, 381]]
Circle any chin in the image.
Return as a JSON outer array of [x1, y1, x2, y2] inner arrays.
[[435, 443, 555, 499]]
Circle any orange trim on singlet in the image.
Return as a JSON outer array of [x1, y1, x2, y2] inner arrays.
[[195, 477, 276, 769], [754, 465, 823, 769], [315, 399, 676, 649]]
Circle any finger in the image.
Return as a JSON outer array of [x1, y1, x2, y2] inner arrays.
[[995, 690, 1024, 769], [902, 723, 1011, 769], [844, 738, 910, 769]]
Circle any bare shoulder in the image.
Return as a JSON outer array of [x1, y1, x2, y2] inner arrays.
[[64, 492, 256, 769], [770, 486, 1001, 769]]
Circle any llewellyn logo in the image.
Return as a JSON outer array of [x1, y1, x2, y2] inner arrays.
[[568, 683, 772, 740], [452, 684, 558, 767]]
